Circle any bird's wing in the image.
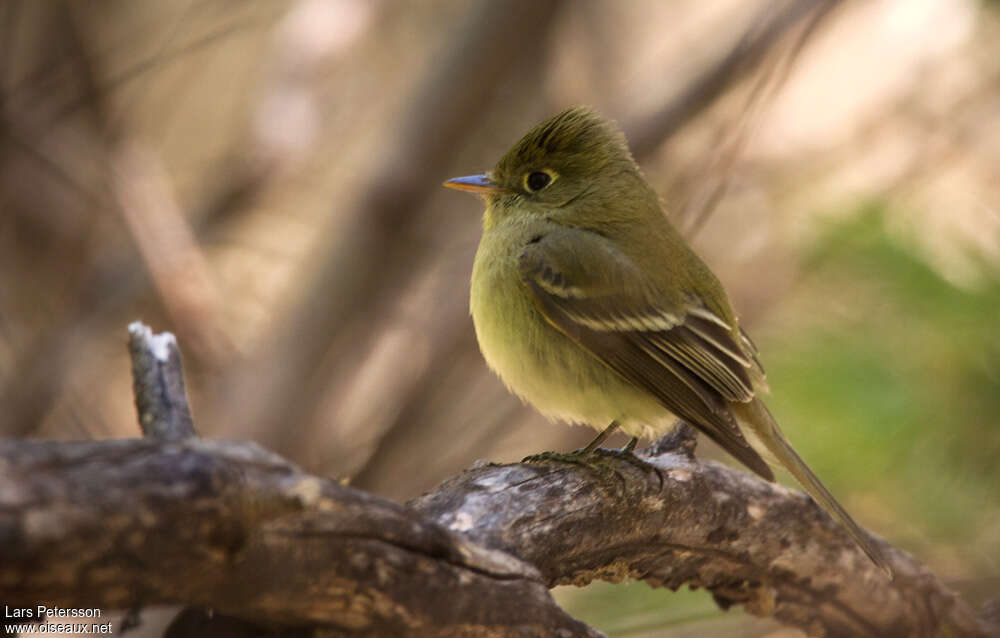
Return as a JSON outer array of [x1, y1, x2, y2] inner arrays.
[[519, 229, 774, 481]]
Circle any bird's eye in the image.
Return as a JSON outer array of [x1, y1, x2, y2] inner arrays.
[[525, 170, 553, 192]]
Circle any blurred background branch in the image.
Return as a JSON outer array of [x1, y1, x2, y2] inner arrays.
[[2, 0, 998, 635]]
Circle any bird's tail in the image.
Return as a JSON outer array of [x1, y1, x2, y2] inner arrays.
[[731, 398, 893, 578]]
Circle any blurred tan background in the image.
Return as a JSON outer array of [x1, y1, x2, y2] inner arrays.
[[2, 0, 998, 635]]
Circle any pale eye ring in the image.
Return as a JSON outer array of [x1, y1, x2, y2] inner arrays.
[[524, 169, 556, 192]]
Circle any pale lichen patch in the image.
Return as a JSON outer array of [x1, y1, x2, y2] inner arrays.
[[667, 468, 692, 482], [449, 511, 476, 532], [472, 465, 533, 492], [288, 476, 324, 507], [128, 321, 176, 361]]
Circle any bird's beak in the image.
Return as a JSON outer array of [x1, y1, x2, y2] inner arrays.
[[442, 174, 501, 194]]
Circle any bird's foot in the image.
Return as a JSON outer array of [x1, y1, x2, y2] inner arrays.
[[522, 437, 659, 478], [590, 446, 658, 474], [521, 448, 592, 466]]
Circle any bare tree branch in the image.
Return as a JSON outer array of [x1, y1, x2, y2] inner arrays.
[[3, 330, 994, 637], [2, 323, 600, 637], [414, 426, 996, 638], [0, 437, 602, 638], [1, 426, 995, 637]]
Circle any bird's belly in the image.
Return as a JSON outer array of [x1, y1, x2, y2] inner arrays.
[[470, 261, 672, 440]]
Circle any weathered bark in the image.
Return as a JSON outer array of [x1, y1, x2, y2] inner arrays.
[[0, 437, 598, 637], [0, 325, 994, 638], [1, 431, 995, 637], [414, 428, 996, 637]]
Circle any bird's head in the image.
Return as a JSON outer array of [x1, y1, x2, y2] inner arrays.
[[444, 107, 654, 227]]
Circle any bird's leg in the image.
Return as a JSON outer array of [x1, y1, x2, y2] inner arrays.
[[621, 436, 638, 453], [521, 421, 663, 487], [586, 428, 660, 478], [523, 423, 659, 482], [581, 421, 621, 453], [593, 434, 659, 478], [522, 421, 620, 465]]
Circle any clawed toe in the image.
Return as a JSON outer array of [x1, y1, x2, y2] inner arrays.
[[522, 444, 659, 477], [521, 449, 589, 465]]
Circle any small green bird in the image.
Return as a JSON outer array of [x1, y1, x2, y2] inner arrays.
[[444, 106, 890, 575]]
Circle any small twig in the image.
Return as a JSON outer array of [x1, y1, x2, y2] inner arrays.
[[113, 145, 230, 363], [127, 321, 196, 440], [625, 0, 843, 160], [681, 0, 842, 239]]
